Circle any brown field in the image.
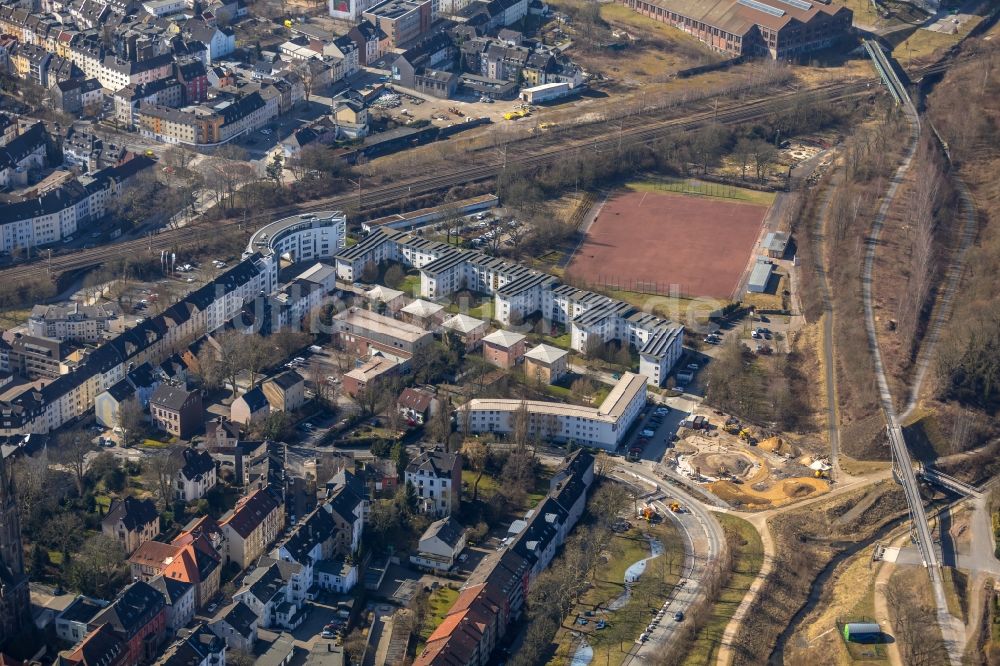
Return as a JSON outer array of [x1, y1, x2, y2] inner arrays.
[[566, 189, 769, 299]]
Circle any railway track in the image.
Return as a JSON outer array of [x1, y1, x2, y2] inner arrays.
[[3, 62, 955, 283]]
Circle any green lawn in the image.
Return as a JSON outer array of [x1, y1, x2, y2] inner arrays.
[[546, 384, 573, 400], [552, 521, 683, 666], [591, 386, 611, 405], [399, 274, 421, 296], [891, 15, 983, 63], [680, 513, 764, 665], [416, 586, 460, 651], [462, 469, 500, 497], [542, 331, 572, 349], [0, 308, 31, 329], [462, 468, 550, 512]]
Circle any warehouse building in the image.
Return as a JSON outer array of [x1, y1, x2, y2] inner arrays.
[[616, 0, 853, 59]]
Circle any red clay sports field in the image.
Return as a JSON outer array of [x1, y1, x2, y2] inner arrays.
[[565, 189, 770, 300]]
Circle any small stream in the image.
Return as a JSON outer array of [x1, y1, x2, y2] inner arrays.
[[570, 536, 665, 665], [569, 640, 594, 666], [768, 515, 907, 664]]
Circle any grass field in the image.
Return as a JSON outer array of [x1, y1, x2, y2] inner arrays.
[[446, 299, 493, 320], [831, 0, 883, 27], [627, 178, 777, 207], [681, 513, 764, 665], [783, 541, 884, 664], [461, 469, 549, 511], [599, 286, 715, 326], [0, 308, 31, 329], [416, 586, 460, 651], [399, 273, 421, 296], [546, 0, 721, 86], [551, 520, 684, 666], [891, 15, 983, 62], [540, 331, 573, 349]]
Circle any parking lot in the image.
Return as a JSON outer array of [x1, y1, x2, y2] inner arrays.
[[418, 209, 523, 251], [622, 400, 691, 464]]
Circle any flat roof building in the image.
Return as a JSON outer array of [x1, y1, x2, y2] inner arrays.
[[747, 258, 775, 293], [363, 0, 432, 48], [333, 307, 433, 360], [460, 372, 647, 449], [762, 231, 789, 258]]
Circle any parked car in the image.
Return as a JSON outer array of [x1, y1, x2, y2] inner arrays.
[[674, 611, 684, 622]]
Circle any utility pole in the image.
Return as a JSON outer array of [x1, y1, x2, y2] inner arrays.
[[495, 144, 508, 199]]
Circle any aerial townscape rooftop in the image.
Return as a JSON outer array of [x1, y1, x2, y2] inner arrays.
[[0, 0, 989, 662]]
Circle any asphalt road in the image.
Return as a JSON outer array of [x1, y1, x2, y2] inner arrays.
[[613, 461, 726, 664]]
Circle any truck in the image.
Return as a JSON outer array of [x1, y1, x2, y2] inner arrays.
[[502, 108, 530, 121]]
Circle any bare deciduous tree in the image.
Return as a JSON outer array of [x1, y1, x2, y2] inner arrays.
[[56, 426, 92, 496]]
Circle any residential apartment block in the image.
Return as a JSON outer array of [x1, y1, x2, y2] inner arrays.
[[0, 250, 273, 435], [460, 372, 648, 450], [138, 92, 273, 146], [404, 450, 462, 517], [220, 487, 285, 569], [0, 156, 154, 254], [363, 0, 432, 48], [334, 228, 684, 385], [28, 303, 120, 343], [415, 451, 594, 665]]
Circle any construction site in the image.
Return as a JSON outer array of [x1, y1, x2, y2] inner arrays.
[[665, 410, 831, 509]]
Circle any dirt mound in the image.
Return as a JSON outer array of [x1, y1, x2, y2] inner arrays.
[[707, 476, 830, 510], [759, 436, 799, 458], [782, 480, 819, 498], [689, 451, 754, 478]]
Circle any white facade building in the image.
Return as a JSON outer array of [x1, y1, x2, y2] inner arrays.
[[334, 229, 684, 385], [460, 372, 647, 450]]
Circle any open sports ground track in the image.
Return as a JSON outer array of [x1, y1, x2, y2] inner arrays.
[[565, 188, 769, 300]]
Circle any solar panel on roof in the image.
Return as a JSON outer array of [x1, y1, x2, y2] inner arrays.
[[738, 0, 786, 17], [773, 0, 812, 10]]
